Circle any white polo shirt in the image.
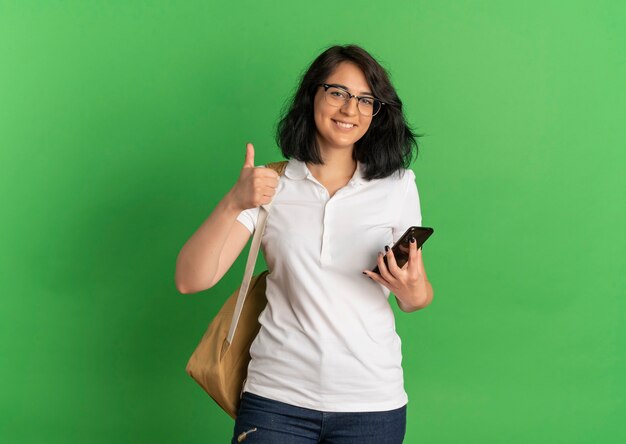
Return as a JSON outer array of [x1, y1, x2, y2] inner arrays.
[[236, 158, 422, 412]]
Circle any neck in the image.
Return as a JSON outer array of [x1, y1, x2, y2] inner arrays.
[[306, 147, 357, 181]]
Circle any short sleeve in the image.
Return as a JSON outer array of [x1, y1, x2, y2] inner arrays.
[[236, 206, 260, 234], [392, 169, 422, 243]]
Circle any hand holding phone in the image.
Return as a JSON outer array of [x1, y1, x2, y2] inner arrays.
[[371, 226, 434, 274]]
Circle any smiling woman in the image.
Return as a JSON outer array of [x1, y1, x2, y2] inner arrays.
[[175, 44, 431, 444]]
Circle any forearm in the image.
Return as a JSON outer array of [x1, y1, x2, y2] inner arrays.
[[175, 190, 242, 293]]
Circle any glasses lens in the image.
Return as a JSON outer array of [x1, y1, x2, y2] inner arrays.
[[325, 86, 349, 107], [357, 97, 379, 117]]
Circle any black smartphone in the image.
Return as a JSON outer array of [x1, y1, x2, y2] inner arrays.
[[371, 226, 434, 274]]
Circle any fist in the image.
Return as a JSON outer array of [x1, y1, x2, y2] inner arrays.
[[230, 143, 280, 211]]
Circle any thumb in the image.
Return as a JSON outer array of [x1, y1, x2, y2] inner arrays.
[[243, 143, 255, 168]]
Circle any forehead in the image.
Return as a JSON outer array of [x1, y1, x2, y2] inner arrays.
[[325, 62, 371, 94]]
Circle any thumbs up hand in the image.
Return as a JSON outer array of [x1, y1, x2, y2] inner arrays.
[[229, 143, 280, 212]]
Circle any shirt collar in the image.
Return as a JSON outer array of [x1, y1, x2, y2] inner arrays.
[[284, 158, 366, 187]]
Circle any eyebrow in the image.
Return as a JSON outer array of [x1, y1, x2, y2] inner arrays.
[[329, 83, 375, 97]]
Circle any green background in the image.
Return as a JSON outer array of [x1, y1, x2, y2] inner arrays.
[[1, 1, 624, 443]]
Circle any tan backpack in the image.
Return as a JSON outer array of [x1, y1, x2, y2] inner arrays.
[[185, 161, 288, 419]]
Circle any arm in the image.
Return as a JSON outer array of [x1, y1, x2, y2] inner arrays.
[[175, 191, 251, 294], [363, 169, 434, 312], [175, 143, 279, 294]]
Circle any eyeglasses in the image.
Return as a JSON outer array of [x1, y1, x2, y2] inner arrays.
[[318, 83, 385, 117]]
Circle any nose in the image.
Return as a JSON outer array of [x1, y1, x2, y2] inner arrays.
[[340, 96, 358, 116]]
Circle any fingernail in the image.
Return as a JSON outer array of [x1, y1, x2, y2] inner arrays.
[[385, 245, 390, 252], [410, 236, 416, 243], [362, 271, 367, 275]]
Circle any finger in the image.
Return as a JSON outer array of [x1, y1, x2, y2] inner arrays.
[[253, 173, 280, 193], [243, 143, 255, 168], [377, 251, 396, 283], [362, 270, 391, 289], [256, 168, 280, 183], [385, 245, 401, 274], [416, 247, 427, 276], [259, 194, 274, 205], [260, 184, 278, 197], [407, 237, 419, 271]]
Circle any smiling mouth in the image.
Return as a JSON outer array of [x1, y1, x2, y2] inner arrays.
[[332, 119, 357, 129]]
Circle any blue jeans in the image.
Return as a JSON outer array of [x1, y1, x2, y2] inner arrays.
[[231, 391, 407, 443]]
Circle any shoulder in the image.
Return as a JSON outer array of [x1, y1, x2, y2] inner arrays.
[[401, 168, 416, 181], [387, 168, 418, 199], [379, 168, 416, 186]]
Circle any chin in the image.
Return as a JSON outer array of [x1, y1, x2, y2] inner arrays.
[[330, 130, 365, 146], [327, 138, 359, 150]]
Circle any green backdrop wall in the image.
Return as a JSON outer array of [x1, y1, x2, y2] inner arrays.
[[1, 1, 624, 443]]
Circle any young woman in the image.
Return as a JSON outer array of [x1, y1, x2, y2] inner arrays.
[[176, 44, 433, 443]]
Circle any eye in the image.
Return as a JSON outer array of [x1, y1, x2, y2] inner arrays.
[[359, 97, 374, 106], [327, 87, 349, 98]]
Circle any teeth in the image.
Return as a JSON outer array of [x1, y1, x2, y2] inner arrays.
[[335, 120, 354, 128]]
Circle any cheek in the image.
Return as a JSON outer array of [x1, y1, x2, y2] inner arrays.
[[313, 110, 325, 134], [313, 97, 328, 129], [358, 119, 373, 137]]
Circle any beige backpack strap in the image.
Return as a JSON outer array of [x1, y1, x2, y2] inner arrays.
[[265, 160, 289, 176], [226, 160, 288, 344]]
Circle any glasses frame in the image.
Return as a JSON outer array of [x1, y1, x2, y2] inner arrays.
[[318, 83, 386, 117]]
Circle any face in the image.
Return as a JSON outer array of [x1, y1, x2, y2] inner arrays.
[[313, 62, 374, 155]]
